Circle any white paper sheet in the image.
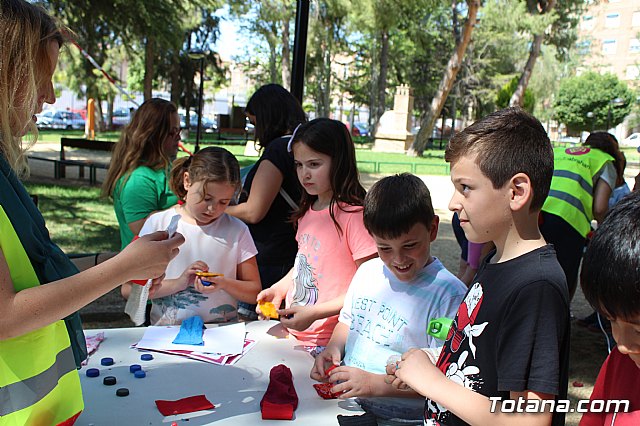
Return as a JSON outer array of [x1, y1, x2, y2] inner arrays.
[[124, 280, 151, 326], [136, 322, 246, 355], [124, 214, 181, 325]]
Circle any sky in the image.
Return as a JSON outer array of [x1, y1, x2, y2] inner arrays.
[[213, 7, 255, 62], [215, 13, 240, 61]]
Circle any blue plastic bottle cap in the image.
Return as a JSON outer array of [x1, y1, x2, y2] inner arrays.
[[134, 370, 146, 378], [100, 357, 114, 366], [85, 368, 100, 377], [140, 354, 153, 361], [129, 364, 142, 373]]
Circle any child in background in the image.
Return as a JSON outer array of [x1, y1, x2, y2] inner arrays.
[[609, 152, 630, 209], [257, 118, 378, 348], [311, 174, 467, 424], [127, 147, 261, 325], [579, 191, 640, 425], [452, 213, 491, 286], [386, 108, 569, 426]]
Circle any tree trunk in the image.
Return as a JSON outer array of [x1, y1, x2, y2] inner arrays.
[[408, 0, 480, 156], [144, 36, 155, 101], [95, 94, 105, 132], [373, 30, 390, 130], [268, 40, 278, 83], [509, 0, 557, 107], [281, 18, 291, 91], [321, 45, 332, 117], [170, 51, 181, 106], [509, 34, 543, 107], [185, 63, 194, 132]]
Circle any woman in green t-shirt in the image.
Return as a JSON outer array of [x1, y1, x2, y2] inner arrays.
[[102, 98, 181, 249]]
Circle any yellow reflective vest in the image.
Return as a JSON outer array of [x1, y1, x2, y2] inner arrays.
[[0, 206, 83, 425], [542, 146, 613, 237]]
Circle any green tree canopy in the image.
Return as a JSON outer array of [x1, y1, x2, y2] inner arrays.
[[553, 72, 635, 132], [496, 76, 535, 113]]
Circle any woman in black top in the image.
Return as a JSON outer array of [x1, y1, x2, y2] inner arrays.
[[226, 84, 306, 319]]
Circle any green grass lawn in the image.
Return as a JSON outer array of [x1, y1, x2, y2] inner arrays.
[[36, 129, 640, 178], [24, 182, 120, 254]]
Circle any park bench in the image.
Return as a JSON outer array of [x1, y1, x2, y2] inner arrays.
[[28, 137, 114, 184], [217, 127, 250, 142]]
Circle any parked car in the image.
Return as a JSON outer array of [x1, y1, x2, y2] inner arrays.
[[179, 111, 217, 133], [351, 122, 370, 137], [558, 135, 581, 144], [36, 110, 86, 130], [621, 132, 640, 148], [111, 107, 133, 128], [245, 122, 255, 137], [411, 126, 443, 139]]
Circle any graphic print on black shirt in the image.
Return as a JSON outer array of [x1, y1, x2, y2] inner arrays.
[[423, 246, 569, 426], [425, 282, 487, 423]]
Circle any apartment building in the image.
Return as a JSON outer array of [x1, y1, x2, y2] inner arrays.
[[577, 0, 640, 87]]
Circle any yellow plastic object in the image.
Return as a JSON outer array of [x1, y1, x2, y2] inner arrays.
[[195, 271, 224, 278], [195, 271, 224, 287], [258, 301, 279, 319]]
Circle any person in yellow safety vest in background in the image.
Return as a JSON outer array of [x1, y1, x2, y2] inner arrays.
[[0, 2, 185, 424], [540, 132, 622, 300]]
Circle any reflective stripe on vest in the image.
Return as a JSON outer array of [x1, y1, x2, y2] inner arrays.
[[0, 206, 83, 425], [542, 147, 613, 237], [0, 343, 76, 416]]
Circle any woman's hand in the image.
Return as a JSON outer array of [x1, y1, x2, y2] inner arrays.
[[119, 231, 184, 282]]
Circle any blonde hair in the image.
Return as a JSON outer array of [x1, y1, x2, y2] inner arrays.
[[102, 98, 178, 198], [0, 0, 64, 175], [169, 147, 240, 201]]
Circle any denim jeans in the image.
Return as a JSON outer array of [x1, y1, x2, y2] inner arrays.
[[355, 397, 424, 425]]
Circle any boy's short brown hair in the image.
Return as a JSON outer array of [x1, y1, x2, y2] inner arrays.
[[364, 173, 435, 239], [445, 107, 553, 211]]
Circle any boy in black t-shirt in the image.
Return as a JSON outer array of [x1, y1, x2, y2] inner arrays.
[[386, 108, 569, 426]]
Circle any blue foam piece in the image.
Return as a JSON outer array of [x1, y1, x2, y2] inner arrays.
[[172, 316, 205, 345]]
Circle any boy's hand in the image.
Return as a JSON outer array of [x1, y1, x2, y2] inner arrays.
[[388, 348, 443, 397], [328, 366, 376, 398], [278, 305, 317, 331], [385, 358, 411, 391], [255, 286, 286, 320], [311, 346, 341, 382]]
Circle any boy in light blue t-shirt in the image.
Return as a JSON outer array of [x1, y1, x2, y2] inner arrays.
[[311, 173, 467, 424]]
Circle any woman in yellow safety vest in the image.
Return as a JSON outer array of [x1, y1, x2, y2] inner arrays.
[[0, 2, 184, 424], [540, 132, 622, 300]]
